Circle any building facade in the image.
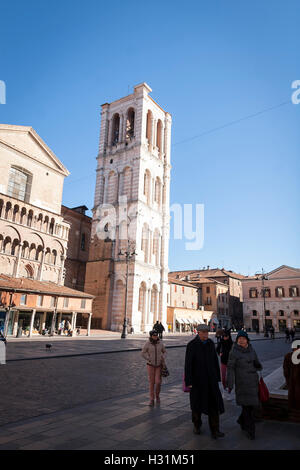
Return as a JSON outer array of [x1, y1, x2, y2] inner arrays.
[[0, 274, 93, 337], [85, 83, 171, 333], [0, 124, 93, 336], [169, 268, 245, 328], [61, 205, 91, 292], [242, 265, 300, 332], [0, 125, 70, 285], [167, 277, 215, 332]]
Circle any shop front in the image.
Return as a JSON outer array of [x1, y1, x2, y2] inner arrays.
[[294, 319, 300, 331], [278, 319, 287, 331], [252, 319, 259, 331], [18, 311, 32, 335], [265, 319, 273, 329]]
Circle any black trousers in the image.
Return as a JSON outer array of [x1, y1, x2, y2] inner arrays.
[[238, 406, 255, 435], [192, 411, 219, 433], [191, 389, 220, 433]]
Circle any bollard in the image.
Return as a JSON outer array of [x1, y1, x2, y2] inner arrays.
[[0, 341, 6, 365]]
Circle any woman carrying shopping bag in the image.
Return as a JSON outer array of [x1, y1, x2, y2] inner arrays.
[[226, 330, 262, 440], [142, 330, 166, 407]]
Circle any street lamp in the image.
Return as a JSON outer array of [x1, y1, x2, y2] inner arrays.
[[119, 240, 137, 339], [256, 268, 269, 337], [2, 291, 16, 339]]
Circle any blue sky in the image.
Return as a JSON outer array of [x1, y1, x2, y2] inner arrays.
[[1, 0, 299, 275]]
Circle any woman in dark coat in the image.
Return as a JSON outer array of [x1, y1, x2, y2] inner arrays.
[[283, 343, 300, 410], [185, 324, 225, 439], [227, 330, 262, 440]]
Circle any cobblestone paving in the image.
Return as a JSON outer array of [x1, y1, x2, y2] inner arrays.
[[0, 383, 299, 450], [0, 338, 293, 428]]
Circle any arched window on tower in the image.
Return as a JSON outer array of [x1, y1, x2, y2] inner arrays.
[[156, 119, 162, 153], [143, 170, 151, 205], [146, 110, 153, 147], [141, 223, 149, 263], [111, 113, 120, 145], [126, 108, 135, 141]]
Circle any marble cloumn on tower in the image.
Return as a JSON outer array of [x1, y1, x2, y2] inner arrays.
[[85, 83, 172, 333]]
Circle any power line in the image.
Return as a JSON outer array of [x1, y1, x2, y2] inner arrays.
[[172, 99, 290, 147], [64, 99, 291, 185]]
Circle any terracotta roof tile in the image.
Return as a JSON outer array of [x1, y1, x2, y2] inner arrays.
[[0, 274, 94, 298]]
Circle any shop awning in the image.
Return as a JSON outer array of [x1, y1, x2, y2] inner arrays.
[[174, 309, 208, 325]]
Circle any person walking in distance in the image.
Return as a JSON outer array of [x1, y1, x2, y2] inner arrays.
[[285, 328, 291, 343], [226, 331, 262, 440], [158, 322, 165, 340], [184, 324, 225, 439], [290, 327, 296, 342], [153, 320, 160, 332], [269, 325, 275, 340], [216, 331, 233, 390], [142, 330, 166, 407]]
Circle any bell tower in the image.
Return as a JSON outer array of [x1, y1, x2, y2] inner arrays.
[[86, 83, 171, 333]]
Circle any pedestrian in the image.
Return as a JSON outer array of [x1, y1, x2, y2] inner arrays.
[[226, 330, 262, 440], [58, 320, 64, 335], [285, 328, 290, 343], [283, 341, 300, 410], [215, 328, 224, 346], [256, 325, 259, 335], [153, 321, 160, 334], [142, 330, 166, 407], [269, 325, 275, 340], [216, 331, 233, 390], [184, 324, 225, 439], [158, 322, 165, 340], [290, 327, 296, 342]]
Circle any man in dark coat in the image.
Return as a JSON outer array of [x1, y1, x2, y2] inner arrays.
[[184, 324, 225, 439], [283, 341, 300, 410]]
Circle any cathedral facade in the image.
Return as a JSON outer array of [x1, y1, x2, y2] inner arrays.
[[85, 83, 171, 333]]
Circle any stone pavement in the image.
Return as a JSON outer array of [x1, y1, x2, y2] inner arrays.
[[1, 335, 298, 450], [6, 332, 287, 361], [0, 382, 299, 450]]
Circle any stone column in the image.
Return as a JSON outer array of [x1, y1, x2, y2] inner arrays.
[[147, 287, 151, 326], [13, 242, 23, 278], [86, 313, 92, 336], [160, 126, 165, 159], [42, 312, 46, 331], [152, 119, 157, 149], [107, 118, 113, 147], [37, 249, 45, 281], [29, 309, 36, 338], [13, 312, 19, 337], [119, 114, 124, 142], [156, 291, 160, 323], [103, 175, 109, 204], [72, 311, 77, 331]]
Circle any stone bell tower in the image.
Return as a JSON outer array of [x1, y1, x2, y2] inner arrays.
[[85, 83, 171, 333]]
